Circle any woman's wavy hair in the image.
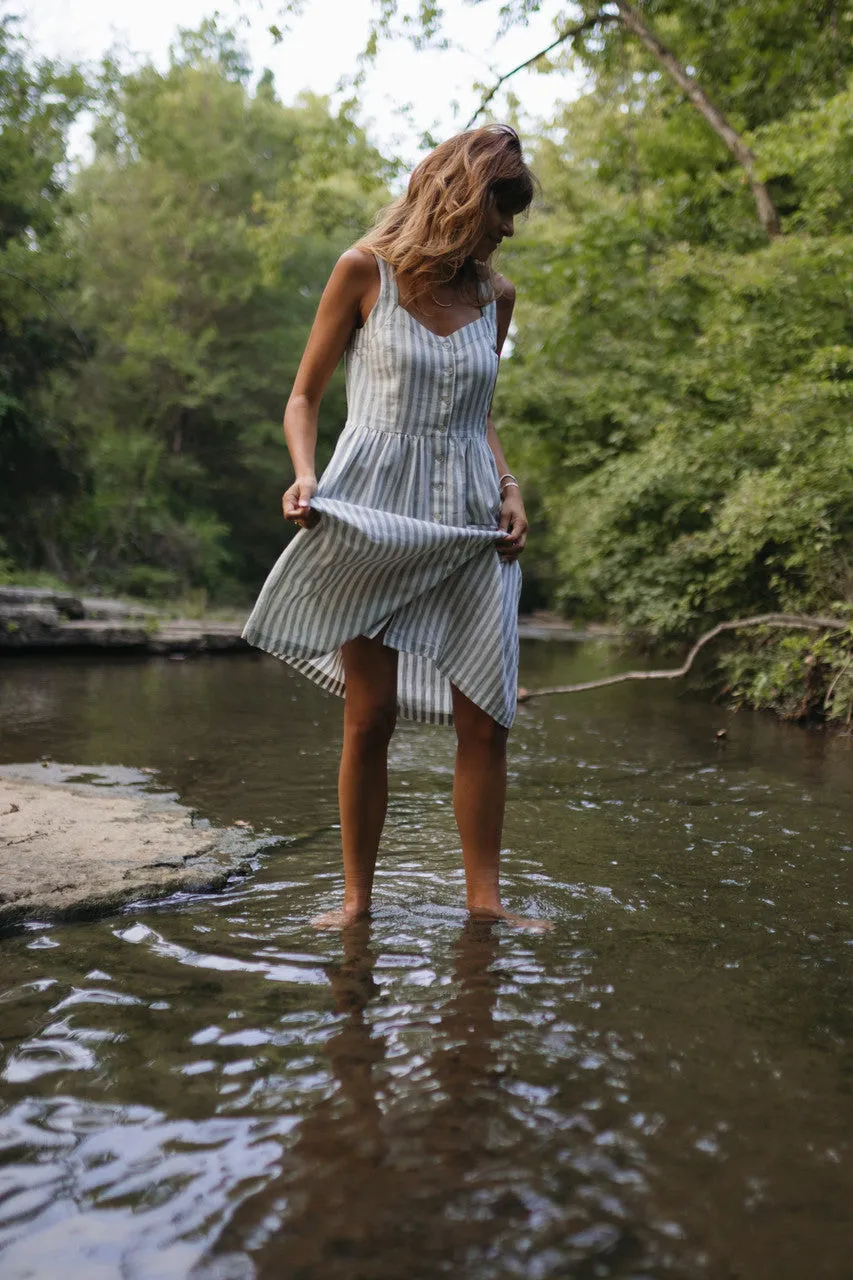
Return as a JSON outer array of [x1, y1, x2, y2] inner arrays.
[[356, 124, 536, 308]]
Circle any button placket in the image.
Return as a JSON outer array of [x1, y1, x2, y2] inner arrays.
[[434, 337, 455, 520], [439, 341, 454, 421]]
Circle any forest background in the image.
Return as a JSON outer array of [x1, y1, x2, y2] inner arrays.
[[2, 0, 852, 725]]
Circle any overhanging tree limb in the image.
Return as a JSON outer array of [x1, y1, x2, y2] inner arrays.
[[517, 613, 849, 701], [464, 13, 616, 130], [467, 1, 781, 239], [612, 1, 781, 238]]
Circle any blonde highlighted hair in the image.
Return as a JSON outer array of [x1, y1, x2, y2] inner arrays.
[[357, 124, 535, 307]]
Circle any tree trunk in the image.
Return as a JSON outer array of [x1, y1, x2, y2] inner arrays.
[[613, 1, 782, 238]]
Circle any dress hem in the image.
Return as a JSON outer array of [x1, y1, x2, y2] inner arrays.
[[241, 623, 516, 730]]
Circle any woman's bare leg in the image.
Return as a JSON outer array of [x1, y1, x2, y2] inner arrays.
[[312, 633, 399, 929], [450, 683, 551, 930]]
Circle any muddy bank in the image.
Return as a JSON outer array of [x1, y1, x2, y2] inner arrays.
[[0, 767, 257, 926]]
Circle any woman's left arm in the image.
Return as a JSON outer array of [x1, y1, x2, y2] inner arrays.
[[488, 275, 527, 561]]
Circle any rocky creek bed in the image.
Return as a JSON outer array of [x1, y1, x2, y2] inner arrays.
[[0, 764, 261, 926]]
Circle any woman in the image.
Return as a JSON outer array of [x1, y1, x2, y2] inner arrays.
[[243, 124, 548, 930]]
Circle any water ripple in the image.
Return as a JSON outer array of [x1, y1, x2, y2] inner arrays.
[[0, 654, 851, 1277]]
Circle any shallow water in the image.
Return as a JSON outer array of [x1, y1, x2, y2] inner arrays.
[[0, 645, 851, 1279]]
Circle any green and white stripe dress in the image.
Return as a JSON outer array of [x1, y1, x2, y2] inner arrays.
[[242, 255, 521, 727]]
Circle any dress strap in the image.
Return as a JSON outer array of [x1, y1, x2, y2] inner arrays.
[[374, 254, 399, 305], [478, 272, 498, 346]]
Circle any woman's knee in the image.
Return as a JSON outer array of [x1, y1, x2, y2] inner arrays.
[[341, 634, 399, 750], [454, 705, 508, 753], [344, 698, 397, 749]]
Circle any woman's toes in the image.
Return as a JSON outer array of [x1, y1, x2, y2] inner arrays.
[[310, 905, 370, 930]]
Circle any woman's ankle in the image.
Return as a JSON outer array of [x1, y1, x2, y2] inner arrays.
[[343, 889, 372, 914], [466, 894, 502, 916]]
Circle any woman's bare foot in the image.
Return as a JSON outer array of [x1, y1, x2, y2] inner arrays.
[[467, 904, 553, 931], [310, 903, 370, 930]]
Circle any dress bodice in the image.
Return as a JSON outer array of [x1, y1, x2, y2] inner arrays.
[[344, 256, 499, 439]]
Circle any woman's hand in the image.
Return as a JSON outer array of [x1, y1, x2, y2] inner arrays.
[[282, 475, 320, 529], [497, 488, 527, 560]]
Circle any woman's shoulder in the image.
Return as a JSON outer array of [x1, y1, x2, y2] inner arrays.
[[492, 271, 516, 308], [335, 246, 382, 288], [321, 247, 382, 323]]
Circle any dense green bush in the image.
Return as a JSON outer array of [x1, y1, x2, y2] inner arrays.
[[493, 37, 853, 724]]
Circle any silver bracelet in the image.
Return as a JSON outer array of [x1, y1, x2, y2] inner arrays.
[[500, 480, 520, 494], [498, 472, 517, 487]]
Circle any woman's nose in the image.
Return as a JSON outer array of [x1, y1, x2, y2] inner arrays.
[[501, 215, 515, 237]]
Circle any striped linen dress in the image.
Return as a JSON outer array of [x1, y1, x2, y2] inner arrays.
[[242, 254, 522, 728]]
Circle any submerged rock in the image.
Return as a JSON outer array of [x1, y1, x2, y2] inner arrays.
[[0, 774, 253, 925]]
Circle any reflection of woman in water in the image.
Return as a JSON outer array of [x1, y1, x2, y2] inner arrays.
[[231, 919, 517, 1276], [242, 125, 548, 930]]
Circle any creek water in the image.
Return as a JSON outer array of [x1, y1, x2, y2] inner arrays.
[[0, 644, 851, 1279]]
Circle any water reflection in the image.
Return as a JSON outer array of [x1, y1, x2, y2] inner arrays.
[[1, 652, 852, 1279], [204, 919, 650, 1280], [210, 921, 522, 1278]]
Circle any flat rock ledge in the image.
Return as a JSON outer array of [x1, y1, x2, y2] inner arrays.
[[0, 586, 617, 654], [0, 778, 252, 926], [0, 587, 250, 654]]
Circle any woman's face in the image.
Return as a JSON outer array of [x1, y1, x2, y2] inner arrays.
[[471, 197, 516, 262]]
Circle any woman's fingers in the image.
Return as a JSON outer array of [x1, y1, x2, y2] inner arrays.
[[286, 505, 318, 529], [497, 534, 525, 559], [497, 523, 527, 558], [282, 481, 318, 527], [282, 497, 309, 519]]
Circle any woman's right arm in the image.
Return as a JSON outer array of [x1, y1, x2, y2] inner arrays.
[[283, 248, 379, 527]]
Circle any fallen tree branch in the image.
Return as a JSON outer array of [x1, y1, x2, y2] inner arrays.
[[517, 612, 849, 701]]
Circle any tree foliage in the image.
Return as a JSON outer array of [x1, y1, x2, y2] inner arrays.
[[3, 1, 853, 724], [488, 1, 853, 721], [58, 20, 392, 596], [0, 16, 88, 572], [1, 17, 391, 597]]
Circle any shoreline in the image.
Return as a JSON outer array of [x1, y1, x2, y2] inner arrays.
[[0, 586, 617, 655]]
